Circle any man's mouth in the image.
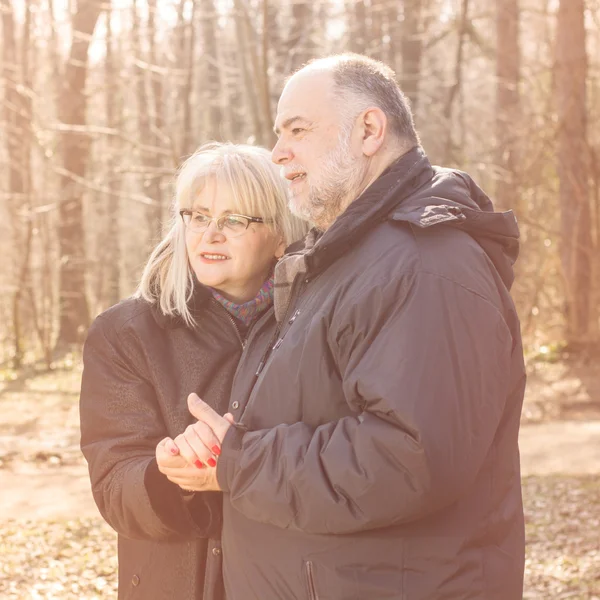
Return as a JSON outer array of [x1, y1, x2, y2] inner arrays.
[[284, 170, 307, 182]]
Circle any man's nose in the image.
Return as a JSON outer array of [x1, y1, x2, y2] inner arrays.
[[272, 138, 292, 165]]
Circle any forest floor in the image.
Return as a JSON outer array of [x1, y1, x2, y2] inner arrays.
[[0, 358, 599, 599]]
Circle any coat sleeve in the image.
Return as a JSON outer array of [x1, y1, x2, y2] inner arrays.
[[217, 270, 516, 534], [80, 315, 221, 541]]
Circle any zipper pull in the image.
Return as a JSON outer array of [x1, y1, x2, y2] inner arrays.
[[255, 359, 265, 377]]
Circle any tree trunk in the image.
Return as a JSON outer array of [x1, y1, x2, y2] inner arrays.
[[287, 1, 313, 73], [234, 0, 264, 143], [146, 0, 165, 244], [265, 0, 284, 102], [180, 0, 195, 156], [259, 0, 275, 146], [56, 0, 101, 348], [104, 2, 120, 308], [443, 0, 470, 165], [348, 0, 367, 54], [199, 0, 222, 142], [495, 0, 521, 213], [370, 0, 384, 60], [555, 0, 593, 345], [400, 0, 424, 118], [3, 0, 33, 367]]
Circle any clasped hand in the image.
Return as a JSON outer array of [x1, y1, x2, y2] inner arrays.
[[155, 393, 234, 492]]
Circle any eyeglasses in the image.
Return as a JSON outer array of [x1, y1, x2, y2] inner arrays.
[[179, 210, 270, 238]]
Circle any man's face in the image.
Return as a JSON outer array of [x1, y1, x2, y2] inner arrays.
[[272, 70, 369, 229]]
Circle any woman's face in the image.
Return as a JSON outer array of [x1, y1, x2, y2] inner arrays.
[[185, 178, 285, 304]]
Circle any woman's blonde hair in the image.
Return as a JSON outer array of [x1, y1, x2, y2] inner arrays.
[[135, 142, 309, 326]]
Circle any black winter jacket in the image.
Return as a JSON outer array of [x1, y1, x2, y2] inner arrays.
[[216, 147, 527, 600]]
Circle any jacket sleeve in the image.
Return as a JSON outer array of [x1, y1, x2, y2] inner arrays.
[[80, 315, 221, 541], [217, 270, 515, 534]]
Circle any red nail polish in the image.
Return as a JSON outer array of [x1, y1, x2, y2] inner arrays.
[[212, 445, 221, 456], [194, 460, 204, 469], [207, 457, 217, 467]]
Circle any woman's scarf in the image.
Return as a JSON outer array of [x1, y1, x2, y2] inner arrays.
[[211, 277, 274, 326]]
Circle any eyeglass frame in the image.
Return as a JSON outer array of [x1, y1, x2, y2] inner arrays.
[[178, 209, 271, 235]]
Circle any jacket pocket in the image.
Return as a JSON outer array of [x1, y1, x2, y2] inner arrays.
[[304, 542, 403, 600], [305, 560, 319, 600]]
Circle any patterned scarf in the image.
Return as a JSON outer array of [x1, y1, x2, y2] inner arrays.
[[211, 277, 274, 326]]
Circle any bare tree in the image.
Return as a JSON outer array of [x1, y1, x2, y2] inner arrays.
[[495, 0, 521, 213], [1, 0, 599, 363], [348, 0, 367, 54], [233, 0, 264, 143], [3, 0, 33, 367], [443, 0, 470, 164], [287, 0, 314, 72], [146, 0, 166, 244], [555, 0, 594, 346], [199, 0, 222, 142], [104, 2, 120, 308], [56, 0, 102, 349], [370, 0, 385, 60], [400, 0, 425, 118], [178, 0, 195, 156]]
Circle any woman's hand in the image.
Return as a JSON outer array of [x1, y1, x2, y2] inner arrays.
[[156, 437, 220, 492], [158, 394, 235, 492]]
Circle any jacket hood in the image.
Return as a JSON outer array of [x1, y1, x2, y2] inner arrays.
[[390, 161, 520, 290]]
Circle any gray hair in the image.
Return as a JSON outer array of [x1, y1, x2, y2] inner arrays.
[[303, 53, 419, 146], [135, 142, 309, 327]]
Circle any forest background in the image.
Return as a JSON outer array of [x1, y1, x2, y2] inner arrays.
[[1, 0, 599, 598]]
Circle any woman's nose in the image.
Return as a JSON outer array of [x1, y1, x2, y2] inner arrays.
[[202, 220, 225, 242]]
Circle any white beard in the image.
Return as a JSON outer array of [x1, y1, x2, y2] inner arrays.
[[290, 130, 369, 229]]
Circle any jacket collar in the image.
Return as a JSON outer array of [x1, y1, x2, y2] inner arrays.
[[151, 279, 213, 329], [303, 146, 434, 276]]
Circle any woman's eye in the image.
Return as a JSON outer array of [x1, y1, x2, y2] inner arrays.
[[225, 216, 246, 228], [193, 213, 209, 223]]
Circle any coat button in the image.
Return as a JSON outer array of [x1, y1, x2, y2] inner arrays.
[[132, 575, 140, 586], [212, 547, 222, 556], [231, 401, 239, 409]]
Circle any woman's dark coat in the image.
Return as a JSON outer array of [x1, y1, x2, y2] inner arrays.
[[80, 288, 242, 600]]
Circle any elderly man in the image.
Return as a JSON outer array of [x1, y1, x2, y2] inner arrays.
[[163, 53, 526, 599]]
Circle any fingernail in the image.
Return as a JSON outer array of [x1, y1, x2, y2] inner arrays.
[[207, 457, 217, 468], [212, 445, 221, 456], [194, 460, 204, 469]]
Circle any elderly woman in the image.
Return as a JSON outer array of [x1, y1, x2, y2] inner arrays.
[[79, 142, 308, 600]]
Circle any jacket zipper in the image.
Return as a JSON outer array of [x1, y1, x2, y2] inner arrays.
[[211, 299, 245, 349], [254, 274, 307, 377], [305, 561, 318, 600]]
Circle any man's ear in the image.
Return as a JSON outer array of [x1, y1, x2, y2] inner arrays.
[[359, 107, 387, 157]]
